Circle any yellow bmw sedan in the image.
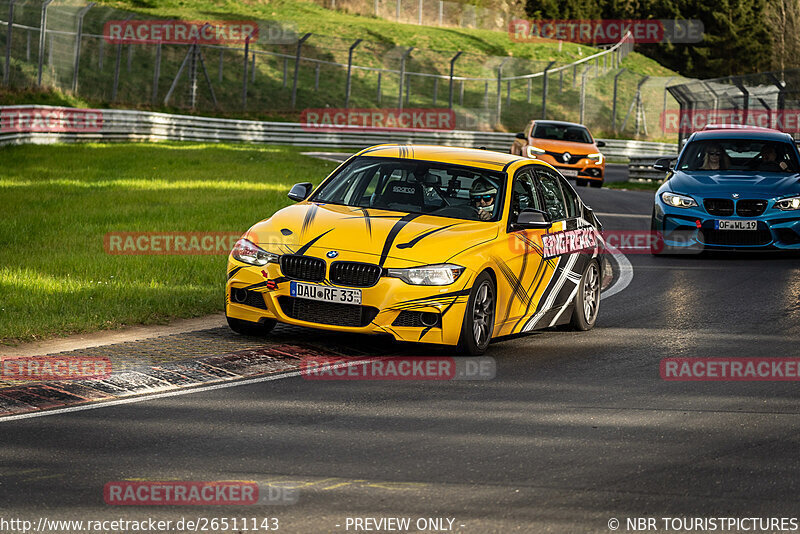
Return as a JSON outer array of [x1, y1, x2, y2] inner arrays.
[[225, 145, 603, 355]]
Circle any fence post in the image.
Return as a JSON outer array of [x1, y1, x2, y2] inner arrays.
[[438, 0, 443, 25], [4, 0, 15, 86], [418, 0, 422, 24], [37, 0, 53, 86], [111, 17, 132, 102], [526, 78, 531, 104], [433, 77, 438, 106], [291, 33, 311, 108], [398, 46, 413, 110], [189, 45, 198, 108], [377, 71, 381, 103], [98, 35, 102, 69], [241, 29, 255, 109], [541, 60, 555, 119], [315, 63, 320, 91], [282, 58, 287, 87], [579, 65, 592, 123], [661, 76, 674, 134], [71, 3, 94, 93], [448, 51, 462, 109], [459, 80, 464, 106], [26, 28, 30, 62], [218, 49, 223, 82], [495, 57, 510, 125], [344, 38, 362, 108], [572, 63, 576, 88], [612, 68, 625, 133], [152, 42, 161, 104], [375, 0, 379, 17], [396, 0, 400, 21]]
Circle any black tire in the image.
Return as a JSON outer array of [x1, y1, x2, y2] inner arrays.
[[569, 259, 601, 331], [589, 180, 603, 188], [226, 315, 276, 336], [575, 179, 588, 187], [456, 272, 496, 355]]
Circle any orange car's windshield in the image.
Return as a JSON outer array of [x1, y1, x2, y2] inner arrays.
[[533, 124, 593, 144]]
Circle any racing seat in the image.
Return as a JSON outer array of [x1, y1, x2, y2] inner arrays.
[[376, 180, 425, 210]]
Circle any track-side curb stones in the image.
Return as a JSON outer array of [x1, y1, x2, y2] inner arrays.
[[0, 344, 333, 417]]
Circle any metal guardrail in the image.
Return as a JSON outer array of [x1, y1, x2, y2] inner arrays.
[[628, 155, 676, 182], [0, 106, 679, 158]]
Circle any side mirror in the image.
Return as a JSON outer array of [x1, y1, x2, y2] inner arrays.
[[595, 140, 606, 148], [288, 182, 313, 202], [514, 209, 552, 229], [515, 132, 527, 140], [653, 158, 674, 172]]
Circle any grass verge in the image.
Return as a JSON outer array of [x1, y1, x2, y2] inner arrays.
[[0, 142, 339, 345]]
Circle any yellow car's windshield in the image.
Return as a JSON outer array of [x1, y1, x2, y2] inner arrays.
[[311, 156, 506, 222]]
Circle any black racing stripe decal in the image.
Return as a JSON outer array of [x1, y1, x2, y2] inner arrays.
[[418, 277, 472, 341], [301, 204, 319, 235], [396, 224, 458, 249], [494, 257, 531, 314], [227, 266, 245, 280], [460, 159, 506, 168], [378, 213, 420, 267], [444, 236, 497, 264], [243, 281, 270, 291], [296, 229, 334, 256], [511, 252, 550, 332], [395, 287, 471, 307], [344, 214, 405, 220], [360, 208, 373, 237]]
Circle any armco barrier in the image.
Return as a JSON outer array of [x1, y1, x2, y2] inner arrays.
[[0, 106, 678, 159], [628, 155, 676, 182]]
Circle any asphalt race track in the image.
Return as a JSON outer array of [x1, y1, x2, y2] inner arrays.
[[2, 169, 800, 533]]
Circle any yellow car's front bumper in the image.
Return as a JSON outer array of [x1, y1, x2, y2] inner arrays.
[[225, 259, 474, 346]]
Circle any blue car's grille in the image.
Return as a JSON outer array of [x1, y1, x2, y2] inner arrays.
[[736, 199, 768, 217], [699, 225, 772, 246], [704, 198, 734, 216]]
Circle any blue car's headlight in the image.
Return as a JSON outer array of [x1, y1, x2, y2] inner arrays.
[[232, 238, 279, 266], [775, 196, 800, 211], [661, 192, 698, 209]]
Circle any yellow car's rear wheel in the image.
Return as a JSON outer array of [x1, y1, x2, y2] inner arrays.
[[457, 272, 496, 355]]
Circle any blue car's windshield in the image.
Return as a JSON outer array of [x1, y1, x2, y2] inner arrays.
[[311, 157, 506, 222], [677, 139, 800, 173]]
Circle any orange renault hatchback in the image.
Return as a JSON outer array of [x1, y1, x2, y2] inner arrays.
[[511, 120, 606, 187]]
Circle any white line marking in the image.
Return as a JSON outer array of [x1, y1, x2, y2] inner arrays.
[[601, 246, 634, 300]]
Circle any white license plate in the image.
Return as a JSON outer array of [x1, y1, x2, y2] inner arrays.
[[560, 169, 579, 177], [290, 281, 361, 305], [715, 220, 757, 231]]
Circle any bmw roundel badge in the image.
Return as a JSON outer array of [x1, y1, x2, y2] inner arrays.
[[326, 250, 339, 259]]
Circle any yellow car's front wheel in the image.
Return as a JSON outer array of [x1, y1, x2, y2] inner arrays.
[[457, 272, 496, 355]]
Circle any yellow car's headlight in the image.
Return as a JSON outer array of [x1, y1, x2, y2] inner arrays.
[[231, 238, 279, 266], [386, 264, 465, 286]]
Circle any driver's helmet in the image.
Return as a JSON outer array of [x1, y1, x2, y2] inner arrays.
[[470, 178, 497, 206]]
